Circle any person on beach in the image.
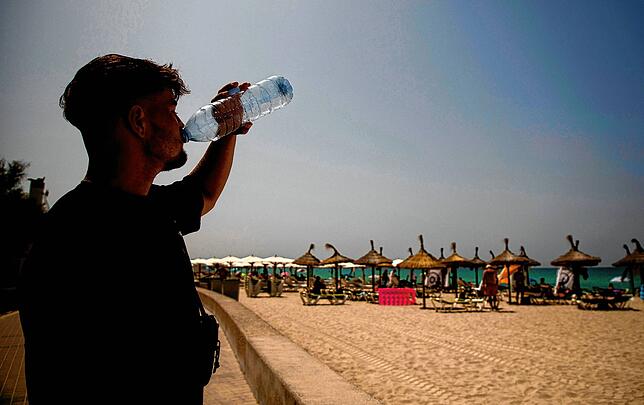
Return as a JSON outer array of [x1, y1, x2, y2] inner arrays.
[[18, 54, 251, 404], [381, 271, 389, 288], [481, 264, 500, 310], [513, 268, 526, 304], [388, 271, 400, 288], [311, 276, 326, 294]]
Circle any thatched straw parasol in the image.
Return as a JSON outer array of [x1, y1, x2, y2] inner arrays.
[[518, 246, 540, 287], [355, 240, 392, 292], [293, 244, 321, 290], [551, 235, 601, 295], [398, 235, 445, 309], [468, 247, 487, 286], [490, 238, 529, 304], [551, 235, 601, 267], [442, 242, 474, 296], [320, 243, 354, 291], [612, 239, 644, 293], [518, 246, 540, 267]]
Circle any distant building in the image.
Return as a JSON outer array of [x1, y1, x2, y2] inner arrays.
[[28, 177, 49, 212]]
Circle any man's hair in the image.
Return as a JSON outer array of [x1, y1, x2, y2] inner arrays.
[[59, 54, 189, 141]]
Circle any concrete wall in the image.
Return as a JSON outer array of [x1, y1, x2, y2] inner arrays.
[[198, 289, 380, 405]]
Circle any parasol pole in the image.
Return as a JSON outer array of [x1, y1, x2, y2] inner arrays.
[[453, 265, 458, 298], [475, 247, 480, 286], [422, 269, 427, 309], [504, 240, 513, 304], [525, 264, 530, 289], [507, 264, 512, 304]]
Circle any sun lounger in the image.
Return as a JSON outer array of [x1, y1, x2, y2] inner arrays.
[[270, 280, 284, 297], [282, 278, 300, 292], [300, 290, 321, 305], [365, 292, 379, 304], [246, 278, 264, 297], [577, 293, 634, 310], [429, 294, 467, 312], [468, 297, 487, 311], [299, 290, 348, 305], [429, 293, 487, 312]]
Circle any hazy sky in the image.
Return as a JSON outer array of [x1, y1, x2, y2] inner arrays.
[[1, 0, 642, 264]]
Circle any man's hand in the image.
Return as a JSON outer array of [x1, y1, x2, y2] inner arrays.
[[211, 82, 253, 137]]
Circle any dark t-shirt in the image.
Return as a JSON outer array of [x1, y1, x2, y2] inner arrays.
[[514, 270, 526, 289], [18, 178, 204, 404]]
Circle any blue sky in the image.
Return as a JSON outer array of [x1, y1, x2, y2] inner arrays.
[[1, 0, 642, 263]]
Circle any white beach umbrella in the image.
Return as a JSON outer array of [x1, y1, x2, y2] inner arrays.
[[190, 258, 210, 278], [263, 255, 294, 265], [240, 255, 265, 265], [263, 255, 294, 276], [218, 256, 241, 268], [190, 258, 210, 265], [340, 263, 365, 268], [206, 257, 227, 266]]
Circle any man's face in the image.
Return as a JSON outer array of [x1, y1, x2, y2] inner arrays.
[[140, 89, 187, 171]]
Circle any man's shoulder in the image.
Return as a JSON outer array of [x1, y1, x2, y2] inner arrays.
[[47, 182, 92, 215]]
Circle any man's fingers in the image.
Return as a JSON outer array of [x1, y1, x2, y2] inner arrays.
[[211, 82, 241, 102], [235, 122, 253, 135], [218, 82, 239, 93]]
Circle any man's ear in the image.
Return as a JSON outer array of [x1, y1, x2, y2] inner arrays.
[[127, 105, 146, 139]]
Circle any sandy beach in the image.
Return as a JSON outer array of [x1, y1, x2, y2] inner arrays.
[[239, 292, 644, 404]]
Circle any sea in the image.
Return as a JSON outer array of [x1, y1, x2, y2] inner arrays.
[[305, 266, 640, 292]]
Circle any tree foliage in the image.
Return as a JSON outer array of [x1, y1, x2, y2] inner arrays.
[[0, 158, 45, 289]]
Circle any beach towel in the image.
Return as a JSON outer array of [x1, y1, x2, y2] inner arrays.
[[425, 268, 443, 289], [497, 265, 521, 285], [555, 267, 574, 292], [443, 268, 451, 288]]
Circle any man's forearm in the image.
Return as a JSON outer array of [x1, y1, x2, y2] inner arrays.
[[190, 134, 237, 215]]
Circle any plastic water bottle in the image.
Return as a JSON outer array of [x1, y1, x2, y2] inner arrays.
[[181, 75, 293, 143]]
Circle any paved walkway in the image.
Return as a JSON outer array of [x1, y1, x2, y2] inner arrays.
[[0, 311, 257, 404], [0, 312, 26, 404]]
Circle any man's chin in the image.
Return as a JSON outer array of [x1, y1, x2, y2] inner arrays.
[[163, 150, 188, 171]]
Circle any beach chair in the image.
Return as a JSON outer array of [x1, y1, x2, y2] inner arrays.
[[282, 277, 299, 292], [577, 292, 634, 310], [270, 279, 284, 297], [246, 278, 264, 297], [319, 290, 348, 305], [468, 297, 487, 311], [299, 290, 348, 305], [365, 290, 379, 303], [300, 290, 321, 305], [429, 294, 466, 312]]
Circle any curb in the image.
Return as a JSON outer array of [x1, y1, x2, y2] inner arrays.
[[198, 288, 380, 405]]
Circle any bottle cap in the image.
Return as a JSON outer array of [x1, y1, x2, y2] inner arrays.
[[181, 128, 190, 143]]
